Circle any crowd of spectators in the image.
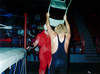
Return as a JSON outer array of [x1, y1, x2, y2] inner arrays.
[[2, 12, 44, 62], [3, 13, 43, 46]]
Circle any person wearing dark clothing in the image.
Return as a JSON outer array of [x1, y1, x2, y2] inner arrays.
[[50, 35, 68, 74], [46, 12, 71, 74]]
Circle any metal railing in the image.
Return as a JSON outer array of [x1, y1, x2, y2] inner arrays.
[[96, 35, 100, 54]]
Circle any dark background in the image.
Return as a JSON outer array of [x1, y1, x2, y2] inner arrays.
[[0, 0, 99, 27]]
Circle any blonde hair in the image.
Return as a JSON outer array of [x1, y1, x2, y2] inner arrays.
[[54, 24, 67, 35]]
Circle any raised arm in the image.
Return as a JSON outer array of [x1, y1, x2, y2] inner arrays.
[[64, 14, 71, 34], [46, 12, 55, 35]]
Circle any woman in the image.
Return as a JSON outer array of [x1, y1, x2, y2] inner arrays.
[[46, 12, 71, 74]]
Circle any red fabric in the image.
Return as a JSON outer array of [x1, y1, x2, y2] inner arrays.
[[36, 30, 52, 74], [0, 38, 12, 42]]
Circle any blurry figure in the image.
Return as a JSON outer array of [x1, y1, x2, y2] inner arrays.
[[18, 27, 24, 37], [31, 21, 37, 29], [26, 24, 52, 74], [11, 33, 18, 47], [27, 27, 35, 38], [17, 27, 24, 47], [32, 27, 38, 37], [6, 29, 12, 38], [34, 14, 40, 22], [18, 34, 24, 47]]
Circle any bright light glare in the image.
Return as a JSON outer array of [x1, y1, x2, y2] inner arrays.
[[0, 24, 12, 29]]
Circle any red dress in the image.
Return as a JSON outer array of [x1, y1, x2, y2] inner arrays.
[[36, 30, 52, 74]]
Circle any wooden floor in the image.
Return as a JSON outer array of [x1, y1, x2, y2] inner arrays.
[[27, 61, 100, 74]]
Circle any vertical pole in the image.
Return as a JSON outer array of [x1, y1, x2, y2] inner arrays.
[[19, 38, 21, 47], [81, 39, 83, 54], [83, 40, 85, 54], [96, 35, 98, 53], [99, 41, 100, 54], [13, 63, 17, 74], [81, 34, 83, 39], [17, 60, 20, 74], [24, 13, 27, 49]]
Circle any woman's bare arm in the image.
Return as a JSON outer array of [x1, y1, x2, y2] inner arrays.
[[46, 12, 55, 36], [64, 14, 71, 34]]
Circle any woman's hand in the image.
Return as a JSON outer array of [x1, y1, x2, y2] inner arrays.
[[26, 46, 30, 50], [63, 14, 67, 21], [46, 12, 50, 18]]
